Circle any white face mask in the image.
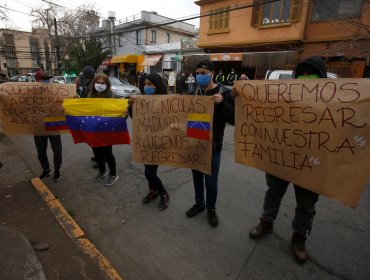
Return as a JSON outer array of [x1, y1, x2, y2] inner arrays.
[[95, 84, 107, 92]]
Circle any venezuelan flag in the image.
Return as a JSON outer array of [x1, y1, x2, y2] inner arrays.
[[63, 98, 130, 147], [187, 113, 211, 141], [44, 116, 68, 131]]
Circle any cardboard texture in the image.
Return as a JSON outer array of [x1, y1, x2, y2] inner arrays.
[[132, 95, 214, 175], [0, 82, 76, 135], [234, 79, 370, 208]]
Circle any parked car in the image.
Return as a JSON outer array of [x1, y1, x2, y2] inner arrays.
[[265, 70, 338, 80], [109, 77, 140, 98], [52, 75, 77, 84], [9, 75, 28, 82]]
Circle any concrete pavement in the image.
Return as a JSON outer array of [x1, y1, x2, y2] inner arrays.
[[3, 120, 370, 280], [0, 225, 46, 280]]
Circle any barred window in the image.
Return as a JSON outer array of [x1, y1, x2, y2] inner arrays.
[[311, 0, 363, 22]]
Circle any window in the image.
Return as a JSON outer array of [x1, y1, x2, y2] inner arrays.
[[3, 34, 15, 45], [151, 30, 156, 43], [252, 0, 302, 27], [209, 6, 230, 33], [136, 30, 142, 45], [7, 57, 17, 68], [32, 58, 39, 68], [4, 46, 16, 57], [167, 33, 170, 43], [44, 40, 51, 70], [29, 38, 40, 58], [311, 0, 363, 22], [118, 34, 123, 47]]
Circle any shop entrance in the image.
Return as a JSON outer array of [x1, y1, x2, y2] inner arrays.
[[212, 61, 255, 83]]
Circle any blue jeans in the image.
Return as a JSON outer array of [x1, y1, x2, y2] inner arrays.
[[191, 150, 221, 209], [262, 173, 319, 238], [145, 165, 167, 195]]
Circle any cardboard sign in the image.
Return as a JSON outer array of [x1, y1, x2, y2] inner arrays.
[[132, 95, 214, 174], [234, 79, 370, 208], [0, 82, 76, 135]]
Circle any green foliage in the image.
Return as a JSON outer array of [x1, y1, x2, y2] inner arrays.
[[67, 37, 112, 74]]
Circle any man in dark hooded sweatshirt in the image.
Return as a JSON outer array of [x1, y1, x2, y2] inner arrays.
[[248, 56, 328, 264]]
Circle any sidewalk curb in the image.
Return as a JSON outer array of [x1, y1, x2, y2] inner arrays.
[[31, 178, 123, 280]]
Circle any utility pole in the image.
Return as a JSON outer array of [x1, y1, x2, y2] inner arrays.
[[108, 11, 116, 56], [54, 17, 61, 75]]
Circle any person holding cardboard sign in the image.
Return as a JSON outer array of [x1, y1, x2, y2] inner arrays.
[[128, 73, 170, 211], [248, 56, 328, 264], [34, 70, 63, 182], [185, 60, 235, 227]]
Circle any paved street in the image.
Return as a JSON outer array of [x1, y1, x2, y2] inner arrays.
[[7, 120, 370, 280]]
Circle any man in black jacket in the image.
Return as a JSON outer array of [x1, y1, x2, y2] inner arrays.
[[186, 60, 235, 227], [248, 56, 328, 264]]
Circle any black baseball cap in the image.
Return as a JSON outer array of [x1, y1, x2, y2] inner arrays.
[[196, 60, 215, 71]]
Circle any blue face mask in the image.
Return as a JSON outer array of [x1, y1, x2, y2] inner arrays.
[[196, 73, 211, 87], [144, 86, 155, 95]]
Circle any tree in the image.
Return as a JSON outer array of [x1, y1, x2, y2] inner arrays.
[[58, 4, 99, 39], [30, 4, 101, 74], [0, 3, 8, 22], [67, 37, 112, 73]]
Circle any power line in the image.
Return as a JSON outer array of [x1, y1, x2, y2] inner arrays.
[[63, 0, 280, 40], [40, 0, 64, 8], [0, 5, 37, 17]]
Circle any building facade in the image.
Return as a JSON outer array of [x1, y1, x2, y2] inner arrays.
[[195, 0, 370, 78], [0, 28, 55, 77], [94, 10, 198, 82]]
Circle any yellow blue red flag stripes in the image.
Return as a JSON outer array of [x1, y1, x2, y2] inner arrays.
[[63, 98, 130, 147], [44, 116, 68, 131], [187, 113, 211, 140]]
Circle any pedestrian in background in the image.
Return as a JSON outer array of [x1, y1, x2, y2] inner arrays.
[[77, 66, 95, 98], [186, 60, 235, 227], [247, 56, 328, 264], [87, 74, 119, 187], [186, 73, 196, 93], [128, 73, 170, 211], [226, 69, 238, 86], [215, 70, 225, 85], [240, 74, 249, 80]]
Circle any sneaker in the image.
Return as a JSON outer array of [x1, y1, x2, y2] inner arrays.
[[104, 175, 119, 186], [158, 193, 169, 211], [186, 203, 205, 217], [94, 171, 108, 181], [291, 233, 308, 264], [249, 218, 273, 239], [207, 208, 219, 227], [39, 169, 52, 180], [53, 170, 61, 182], [142, 190, 159, 204]]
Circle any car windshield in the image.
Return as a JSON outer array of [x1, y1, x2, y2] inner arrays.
[[279, 74, 293, 79], [110, 77, 129, 86], [65, 76, 77, 83]]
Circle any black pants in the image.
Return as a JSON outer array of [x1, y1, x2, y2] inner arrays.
[[34, 135, 62, 171], [261, 173, 319, 238], [92, 146, 116, 176], [144, 165, 167, 195]]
